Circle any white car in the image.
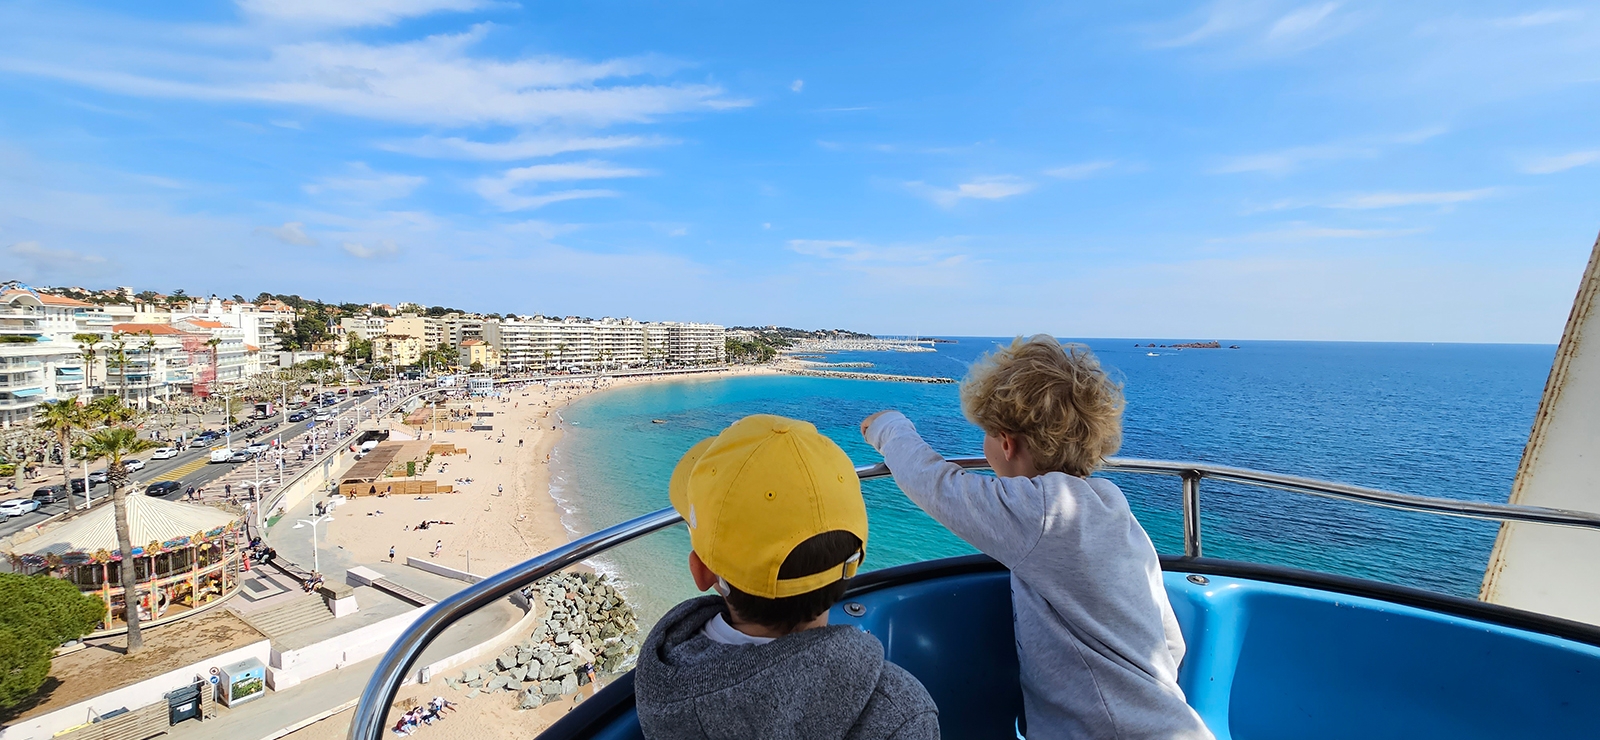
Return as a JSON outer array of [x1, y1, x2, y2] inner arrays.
[[124, 459, 146, 471], [245, 443, 270, 454], [0, 499, 41, 518], [313, 412, 332, 422], [150, 448, 179, 460]]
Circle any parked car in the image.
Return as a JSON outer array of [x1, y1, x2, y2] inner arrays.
[[150, 447, 179, 460], [124, 459, 145, 472], [145, 481, 182, 497], [338, 388, 349, 395], [32, 485, 63, 504], [0, 499, 40, 518]]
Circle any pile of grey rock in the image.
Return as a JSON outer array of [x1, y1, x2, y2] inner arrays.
[[442, 571, 640, 710]]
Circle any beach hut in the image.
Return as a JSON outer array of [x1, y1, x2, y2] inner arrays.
[[6, 497, 244, 634]]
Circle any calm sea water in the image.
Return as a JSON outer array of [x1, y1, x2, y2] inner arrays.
[[551, 339, 1553, 624]]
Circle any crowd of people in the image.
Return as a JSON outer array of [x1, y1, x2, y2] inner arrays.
[[391, 696, 458, 736]]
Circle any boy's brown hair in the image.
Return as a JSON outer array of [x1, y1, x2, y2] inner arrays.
[[961, 335, 1125, 477]]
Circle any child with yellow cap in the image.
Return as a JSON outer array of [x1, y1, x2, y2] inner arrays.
[[861, 336, 1212, 740], [634, 414, 940, 740]]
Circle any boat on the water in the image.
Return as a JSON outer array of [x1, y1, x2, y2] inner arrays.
[[349, 237, 1600, 740]]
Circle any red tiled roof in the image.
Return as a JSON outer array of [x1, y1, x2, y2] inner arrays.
[[113, 323, 188, 335], [245, 344, 260, 352], [1, 289, 94, 307], [460, 339, 484, 346], [182, 319, 227, 329]]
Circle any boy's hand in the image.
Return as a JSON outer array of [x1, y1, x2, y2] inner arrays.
[[860, 411, 894, 439]]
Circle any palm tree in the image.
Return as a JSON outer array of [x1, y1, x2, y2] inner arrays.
[[34, 398, 83, 494], [139, 331, 158, 408], [78, 425, 157, 653], [107, 334, 131, 404], [74, 333, 102, 396], [205, 337, 222, 391]]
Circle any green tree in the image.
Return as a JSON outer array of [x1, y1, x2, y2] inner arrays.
[[33, 399, 84, 497], [469, 361, 484, 373], [0, 574, 106, 709], [77, 425, 156, 653], [73, 333, 101, 395]]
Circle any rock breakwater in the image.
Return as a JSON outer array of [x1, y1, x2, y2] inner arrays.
[[443, 571, 641, 710], [781, 368, 955, 384]]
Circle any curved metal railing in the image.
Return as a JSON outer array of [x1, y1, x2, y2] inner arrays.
[[348, 456, 1600, 740]]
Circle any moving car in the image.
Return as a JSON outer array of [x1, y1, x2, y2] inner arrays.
[[287, 411, 307, 422], [209, 448, 235, 463], [150, 447, 179, 460], [189, 437, 211, 448], [228, 450, 252, 463], [69, 477, 99, 493], [88, 470, 108, 484], [32, 486, 63, 504], [314, 411, 332, 422], [245, 442, 269, 454], [124, 459, 145, 471], [0, 499, 40, 518], [145, 481, 182, 497]]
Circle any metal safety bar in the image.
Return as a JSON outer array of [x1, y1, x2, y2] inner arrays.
[[349, 456, 1600, 740]]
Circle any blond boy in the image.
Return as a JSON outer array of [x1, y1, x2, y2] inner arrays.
[[861, 336, 1211, 740]]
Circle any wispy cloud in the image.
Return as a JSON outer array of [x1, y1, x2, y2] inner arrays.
[[6, 241, 110, 281], [303, 163, 425, 201], [908, 176, 1033, 207], [341, 239, 399, 259], [1153, 0, 1354, 53], [1218, 224, 1427, 242], [1268, 3, 1340, 40], [237, 0, 498, 29], [790, 79, 804, 93], [0, 25, 746, 128], [1329, 189, 1497, 209], [254, 221, 318, 246], [1044, 161, 1117, 179], [380, 133, 669, 161], [1521, 150, 1600, 174], [473, 161, 644, 210], [1214, 143, 1374, 174], [1493, 10, 1585, 29]]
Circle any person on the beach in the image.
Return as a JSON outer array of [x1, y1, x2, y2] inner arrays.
[[635, 414, 939, 740], [389, 545, 396, 562], [432, 539, 443, 558], [860, 335, 1212, 740]]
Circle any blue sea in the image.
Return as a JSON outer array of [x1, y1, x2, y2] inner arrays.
[[550, 339, 1553, 624]]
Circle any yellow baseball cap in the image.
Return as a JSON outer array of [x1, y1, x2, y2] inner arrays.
[[668, 414, 867, 599]]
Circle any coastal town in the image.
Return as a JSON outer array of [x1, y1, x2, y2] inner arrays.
[[0, 280, 892, 740]]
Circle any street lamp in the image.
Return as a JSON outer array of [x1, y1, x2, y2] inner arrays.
[[239, 475, 275, 533], [292, 513, 333, 573]]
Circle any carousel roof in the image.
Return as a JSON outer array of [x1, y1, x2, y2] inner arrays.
[[12, 496, 239, 557]]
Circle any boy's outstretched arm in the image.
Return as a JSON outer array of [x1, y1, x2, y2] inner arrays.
[[861, 411, 1045, 568]]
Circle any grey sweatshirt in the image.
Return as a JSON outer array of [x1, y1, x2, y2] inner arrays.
[[635, 596, 940, 740], [866, 412, 1212, 740]]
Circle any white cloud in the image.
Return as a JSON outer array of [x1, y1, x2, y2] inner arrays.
[[474, 160, 646, 211], [237, 0, 497, 28], [1494, 10, 1585, 29], [1521, 150, 1600, 174], [790, 79, 804, 93], [269, 119, 302, 129], [1219, 224, 1427, 242], [909, 176, 1033, 207], [254, 221, 318, 245], [341, 239, 399, 258], [380, 133, 669, 161], [1214, 143, 1374, 174], [1044, 161, 1116, 179], [6, 241, 109, 281], [1329, 189, 1497, 209], [1268, 3, 1340, 40], [0, 25, 747, 128], [304, 163, 425, 201]]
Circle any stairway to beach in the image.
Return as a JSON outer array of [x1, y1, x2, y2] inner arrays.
[[236, 594, 334, 640]]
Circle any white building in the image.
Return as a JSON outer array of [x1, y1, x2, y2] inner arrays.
[[172, 296, 295, 357], [484, 316, 724, 373], [172, 318, 248, 389], [0, 290, 116, 426], [340, 316, 389, 342]]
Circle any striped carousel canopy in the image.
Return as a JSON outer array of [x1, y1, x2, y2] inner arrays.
[[13, 496, 239, 558]]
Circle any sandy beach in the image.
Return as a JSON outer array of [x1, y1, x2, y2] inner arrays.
[[296, 366, 777, 739]]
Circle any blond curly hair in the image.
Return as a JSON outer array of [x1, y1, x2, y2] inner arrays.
[[960, 335, 1125, 477]]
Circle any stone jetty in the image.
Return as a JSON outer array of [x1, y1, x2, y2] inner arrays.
[[443, 571, 640, 710], [780, 367, 955, 384]]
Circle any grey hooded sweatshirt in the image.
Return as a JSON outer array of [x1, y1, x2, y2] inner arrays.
[[635, 596, 940, 740]]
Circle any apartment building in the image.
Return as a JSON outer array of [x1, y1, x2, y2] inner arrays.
[[0, 290, 107, 426], [172, 318, 249, 385], [340, 316, 389, 342], [484, 316, 724, 372], [172, 295, 295, 354], [460, 339, 499, 369], [374, 333, 424, 367], [103, 323, 198, 408]]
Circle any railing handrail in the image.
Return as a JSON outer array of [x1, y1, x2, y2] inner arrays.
[[348, 456, 1600, 740]]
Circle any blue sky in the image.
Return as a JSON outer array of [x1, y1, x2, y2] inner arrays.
[[1, 1, 1596, 342]]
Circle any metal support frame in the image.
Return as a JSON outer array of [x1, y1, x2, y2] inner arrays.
[[348, 456, 1600, 740]]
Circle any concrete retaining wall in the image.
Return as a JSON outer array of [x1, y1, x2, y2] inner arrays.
[[404, 557, 484, 584], [0, 640, 271, 740], [266, 609, 424, 691]]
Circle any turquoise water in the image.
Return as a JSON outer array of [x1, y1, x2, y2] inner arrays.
[[553, 339, 1554, 624]]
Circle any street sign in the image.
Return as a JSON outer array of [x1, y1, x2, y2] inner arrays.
[[306, 422, 315, 429]]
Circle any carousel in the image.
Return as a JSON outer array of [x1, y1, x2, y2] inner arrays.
[[7, 496, 244, 635]]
